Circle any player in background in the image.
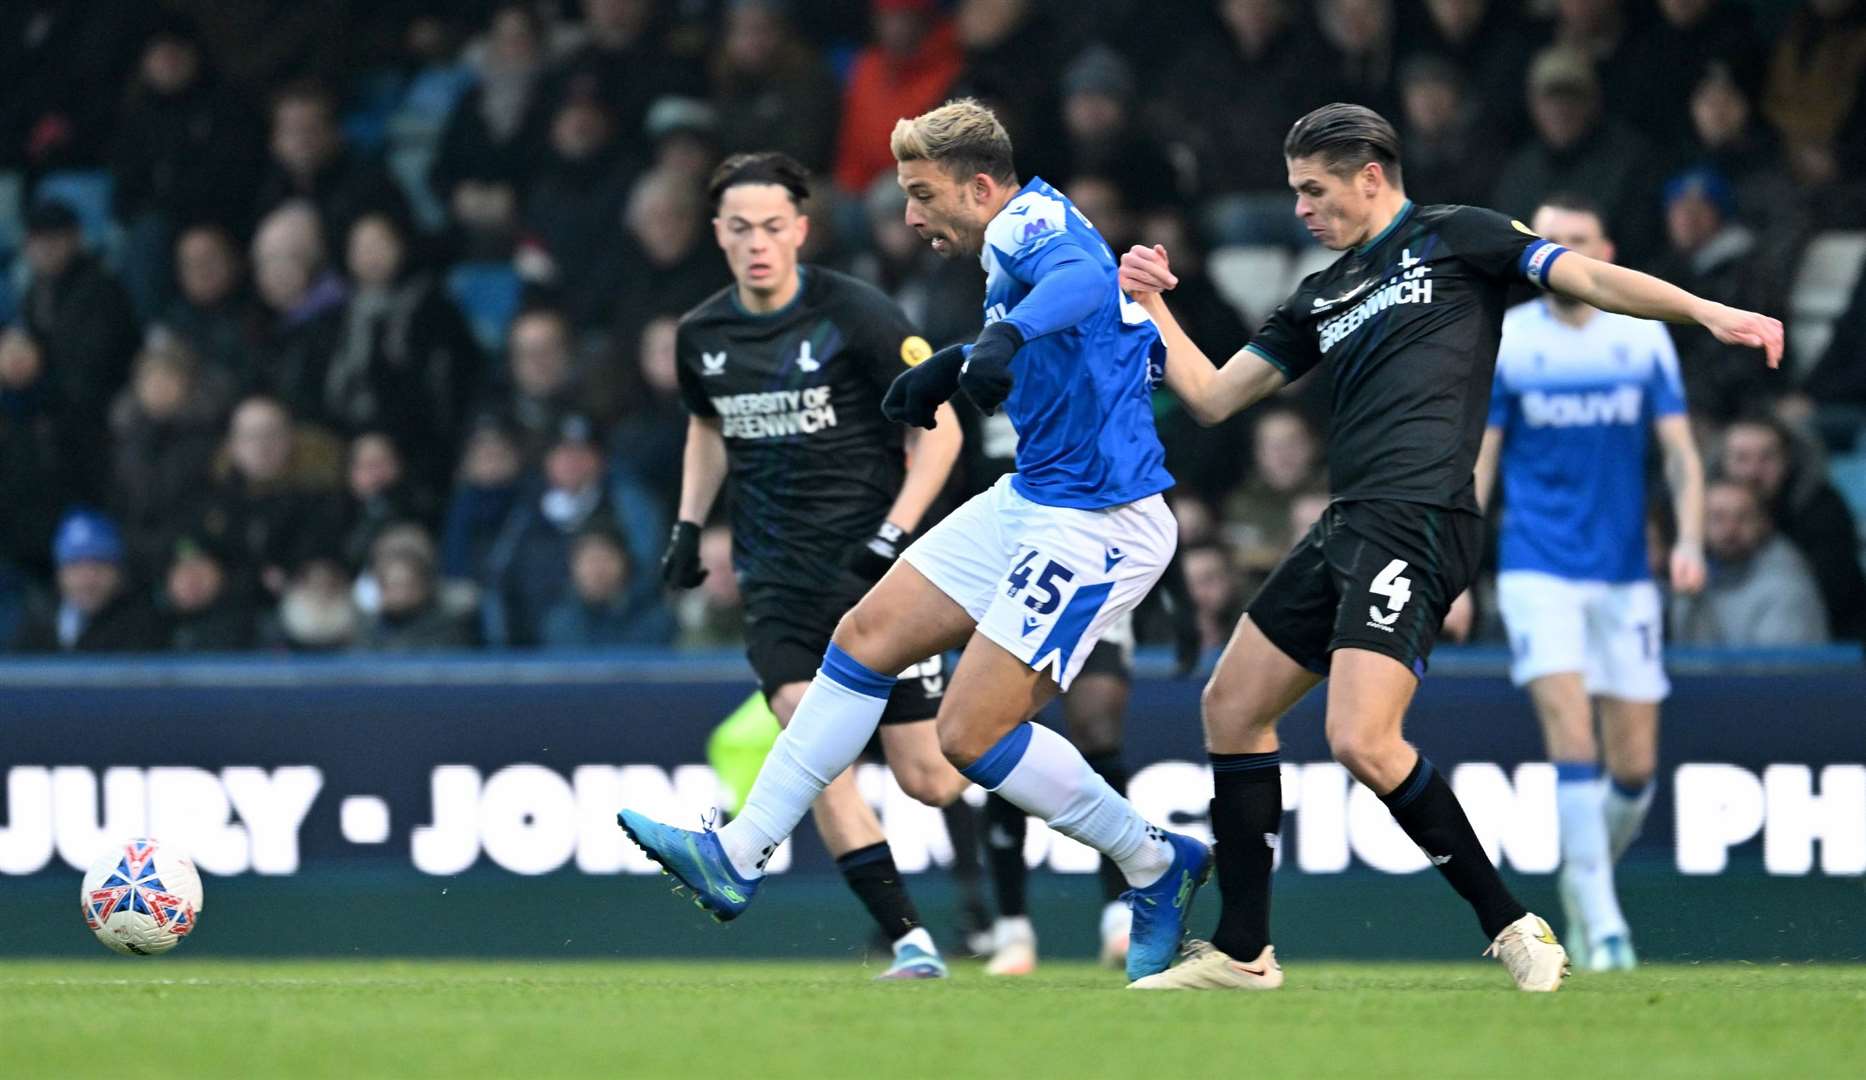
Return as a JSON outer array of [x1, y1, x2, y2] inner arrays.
[[624, 99, 1213, 984], [1474, 194, 1706, 971], [1119, 103, 1779, 991], [658, 152, 968, 979]]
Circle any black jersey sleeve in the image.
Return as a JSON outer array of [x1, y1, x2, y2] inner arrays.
[[847, 284, 932, 391], [1444, 206, 1570, 289], [1243, 300, 1324, 383], [674, 321, 717, 418]]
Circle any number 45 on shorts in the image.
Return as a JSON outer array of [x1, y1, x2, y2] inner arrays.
[[1366, 558, 1412, 629]]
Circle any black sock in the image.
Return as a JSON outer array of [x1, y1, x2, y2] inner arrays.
[[984, 792, 1028, 918], [1380, 756, 1528, 940], [940, 800, 989, 922], [1085, 751, 1130, 902], [836, 842, 922, 942], [1209, 750, 1283, 962]]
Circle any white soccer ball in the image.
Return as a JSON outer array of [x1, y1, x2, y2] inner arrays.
[[80, 838, 204, 956]]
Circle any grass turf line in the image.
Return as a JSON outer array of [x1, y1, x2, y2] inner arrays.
[[5, 960, 1862, 1079]]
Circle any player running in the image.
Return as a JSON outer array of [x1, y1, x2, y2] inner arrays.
[[622, 100, 1212, 984], [1474, 194, 1705, 972], [1118, 104, 1779, 992], [658, 152, 969, 980]]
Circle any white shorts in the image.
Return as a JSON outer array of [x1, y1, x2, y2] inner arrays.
[[902, 475, 1174, 691], [1496, 570, 1670, 703]]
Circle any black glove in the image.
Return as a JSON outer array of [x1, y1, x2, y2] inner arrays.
[[1157, 552, 1202, 677], [958, 321, 1025, 415], [659, 520, 707, 589], [845, 521, 907, 582], [882, 343, 967, 428]]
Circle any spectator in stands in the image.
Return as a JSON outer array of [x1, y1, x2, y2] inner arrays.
[[13, 509, 166, 654], [833, 0, 962, 195], [1055, 45, 1179, 209], [642, 96, 723, 187], [1491, 47, 1658, 265], [1672, 61, 1801, 240], [1648, 168, 1789, 421], [0, 327, 79, 585], [1394, 55, 1494, 207], [265, 554, 359, 652], [482, 414, 641, 646], [539, 0, 705, 147], [710, 0, 838, 173], [1223, 405, 1325, 574], [340, 432, 435, 573], [162, 534, 257, 652], [0, 2, 146, 173], [610, 315, 689, 523], [1622, 1, 1758, 148], [251, 201, 347, 425], [1317, 0, 1398, 122], [109, 14, 263, 319], [255, 80, 411, 257], [1762, 0, 1866, 197], [1671, 478, 1829, 645], [430, 4, 551, 259], [1719, 416, 1866, 639], [1182, 541, 1244, 653], [674, 523, 744, 648], [1800, 254, 1866, 432], [194, 394, 345, 600], [1398, 0, 1536, 134], [108, 337, 233, 582], [521, 84, 640, 329], [488, 308, 582, 464], [168, 0, 354, 94], [161, 224, 265, 379], [20, 200, 140, 425], [852, 178, 983, 348], [357, 544, 476, 651], [441, 413, 526, 585], [954, 0, 1071, 178], [327, 212, 482, 486], [540, 526, 675, 648], [1543, 0, 1640, 132]]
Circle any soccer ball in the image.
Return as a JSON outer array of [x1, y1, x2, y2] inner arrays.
[[80, 838, 204, 956]]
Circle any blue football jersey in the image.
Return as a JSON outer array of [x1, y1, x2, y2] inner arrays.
[[979, 177, 1173, 510], [1489, 299, 1687, 582]]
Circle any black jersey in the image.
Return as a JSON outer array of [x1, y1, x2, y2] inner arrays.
[[1245, 202, 1567, 514], [675, 266, 933, 589]]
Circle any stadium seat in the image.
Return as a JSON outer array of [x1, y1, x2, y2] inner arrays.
[[447, 261, 522, 356], [1209, 246, 1292, 325], [1828, 451, 1866, 524], [0, 170, 22, 252], [1789, 230, 1866, 375], [34, 170, 116, 249]]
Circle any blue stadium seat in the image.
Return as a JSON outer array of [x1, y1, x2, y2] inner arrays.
[[1828, 451, 1866, 525], [34, 170, 115, 248], [447, 261, 522, 356]]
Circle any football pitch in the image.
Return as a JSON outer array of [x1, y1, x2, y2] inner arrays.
[[6, 960, 1863, 1079]]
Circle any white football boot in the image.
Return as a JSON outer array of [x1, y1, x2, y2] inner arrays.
[[983, 916, 1037, 976], [1127, 941, 1284, 990], [1098, 900, 1131, 969], [1485, 913, 1570, 991]]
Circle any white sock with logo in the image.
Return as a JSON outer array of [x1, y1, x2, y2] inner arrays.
[[1604, 778, 1656, 862], [1557, 765, 1628, 946], [966, 722, 1173, 888], [717, 647, 894, 879]]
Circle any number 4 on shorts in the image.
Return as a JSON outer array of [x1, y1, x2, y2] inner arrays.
[[1370, 559, 1413, 623]]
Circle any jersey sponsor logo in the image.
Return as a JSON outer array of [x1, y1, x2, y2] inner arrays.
[[701, 351, 728, 376], [795, 340, 819, 373], [1317, 255, 1435, 355], [900, 335, 932, 367], [710, 386, 838, 439], [1520, 386, 1642, 428]]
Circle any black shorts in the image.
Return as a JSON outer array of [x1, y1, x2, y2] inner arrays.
[[1246, 499, 1482, 679], [1075, 639, 1133, 683], [742, 582, 945, 725]]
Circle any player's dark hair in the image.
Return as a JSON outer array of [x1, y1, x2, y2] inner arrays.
[[707, 152, 811, 214], [1283, 103, 1404, 186], [1537, 191, 1607, 227]]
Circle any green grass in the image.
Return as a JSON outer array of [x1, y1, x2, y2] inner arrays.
[[6, 960, 1864, 1079]]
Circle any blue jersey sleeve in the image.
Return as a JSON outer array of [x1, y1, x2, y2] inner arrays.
[[1649, 327, 1687, 417], [1002, 243, 1105, 341]]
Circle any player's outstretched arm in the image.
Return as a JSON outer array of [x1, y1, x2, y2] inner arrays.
[[1656, 415, 1707, 594], [1120, 244, 1286, 425], [1545, 252, 1784, 368]]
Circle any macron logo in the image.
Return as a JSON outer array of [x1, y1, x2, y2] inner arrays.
[[702, 351, 727, 376], [1022, 615, 1042, 637], [1104, 547, 1127, 573], [1521, 386, 1641, 428]]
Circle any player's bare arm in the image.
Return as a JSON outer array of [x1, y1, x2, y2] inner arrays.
[[662, 415, 729, 588], [1544, 253, 1784, 368], [1120, 244, 1287, 425], [1655, 415, 1707, 594], [888, 404, 961, 532], [1474, 426, 1503, 512]]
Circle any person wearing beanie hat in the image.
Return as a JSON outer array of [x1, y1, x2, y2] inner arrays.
[[12, 509, 166, 653]]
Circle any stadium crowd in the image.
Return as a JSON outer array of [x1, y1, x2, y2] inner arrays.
[[1, 0, 1863, 655]]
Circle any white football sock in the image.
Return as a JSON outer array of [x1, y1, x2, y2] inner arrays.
[[1557, 768, 1628, 946], [718, 647, 893, 879], [893, 926, 937, 956], [1604, 778, 1656, 863], [967, 722, 1173, 888]]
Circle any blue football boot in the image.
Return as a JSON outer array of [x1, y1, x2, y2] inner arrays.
[[1122, 830, 1213, 982], [874, 939, 949, 981], [617, 809, 759, 922]]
